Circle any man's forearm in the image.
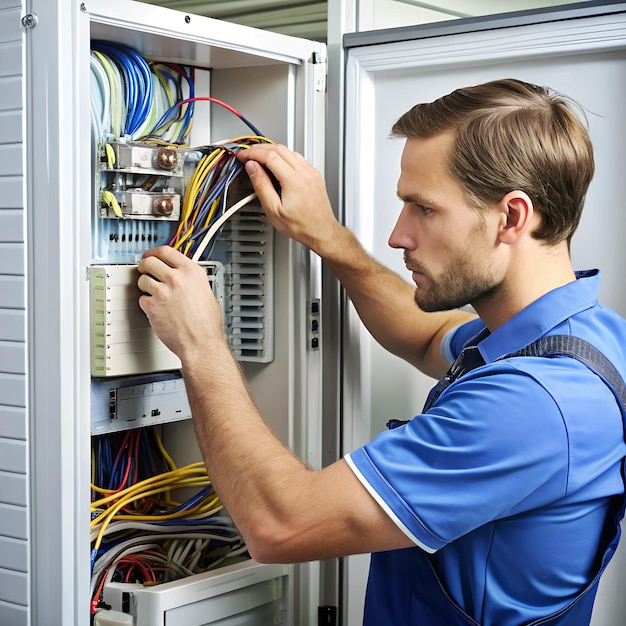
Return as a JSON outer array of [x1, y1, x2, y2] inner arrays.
[[181, 339, 415, 564], [180, 337, 314, 559]]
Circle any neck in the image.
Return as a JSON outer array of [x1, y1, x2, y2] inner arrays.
[[474, 242, 576, 331]]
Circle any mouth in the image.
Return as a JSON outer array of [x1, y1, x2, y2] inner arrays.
[[405, 261, 426, 282], [403, 253, 428, 285], [411, 271, 429, 289]]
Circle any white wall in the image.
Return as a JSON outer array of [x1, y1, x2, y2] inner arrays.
[[0, 1, 28, 624]]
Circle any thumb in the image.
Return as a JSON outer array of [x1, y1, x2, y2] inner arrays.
[[244, 159, 261, 177], [244, 160, 281, 206]]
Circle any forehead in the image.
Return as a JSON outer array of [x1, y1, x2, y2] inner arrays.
[[397, 133, 462, 200], [399, 133, 453, 173]]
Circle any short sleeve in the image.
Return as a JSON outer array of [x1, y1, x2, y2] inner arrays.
[[345, 363, 570, 552]]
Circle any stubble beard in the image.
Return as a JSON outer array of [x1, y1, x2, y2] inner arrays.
[[409, 257, 500, 313]]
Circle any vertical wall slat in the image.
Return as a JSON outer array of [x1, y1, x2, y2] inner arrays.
[[0, 2, 28, 626]]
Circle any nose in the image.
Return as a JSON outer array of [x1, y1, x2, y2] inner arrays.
[[388, 204, 415, 250]]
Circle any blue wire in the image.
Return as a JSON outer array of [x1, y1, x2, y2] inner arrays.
[[187, 159, 244, 258], [92, 41, 154, 137], [151, 485, 216, 516], [124, 47, 154, 135]]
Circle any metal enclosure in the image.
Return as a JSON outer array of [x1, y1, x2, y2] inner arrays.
[[1, 0, 326, 623]]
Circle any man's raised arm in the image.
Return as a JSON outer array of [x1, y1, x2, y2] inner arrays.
[[237, 144, 472, 378]]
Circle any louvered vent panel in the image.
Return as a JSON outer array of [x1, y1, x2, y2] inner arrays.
[[221, 204, 274, 363]]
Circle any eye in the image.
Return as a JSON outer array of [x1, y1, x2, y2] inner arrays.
[[417, 204, 433, 215]]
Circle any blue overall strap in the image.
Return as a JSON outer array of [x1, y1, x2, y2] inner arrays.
[[501, 335, 626, 411]]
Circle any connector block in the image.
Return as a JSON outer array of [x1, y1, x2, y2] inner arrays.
[[90, 262, 224, 377]]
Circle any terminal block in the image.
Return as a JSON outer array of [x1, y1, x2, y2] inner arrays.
[[89, 261, 225, 377], [98, 140, 184, 221]]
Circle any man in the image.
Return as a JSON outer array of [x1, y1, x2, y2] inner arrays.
[[137, 79, 626, 625]]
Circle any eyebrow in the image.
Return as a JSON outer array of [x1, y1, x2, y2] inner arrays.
[[396, 190, 432, 206]]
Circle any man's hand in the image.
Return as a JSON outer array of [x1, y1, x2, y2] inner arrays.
[[137, 246, 226, 362], [237, 144, 340, 255]]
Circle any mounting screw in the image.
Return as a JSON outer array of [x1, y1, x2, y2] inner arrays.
[[21, 13, 38, 29], [185, 15, 191, 23]]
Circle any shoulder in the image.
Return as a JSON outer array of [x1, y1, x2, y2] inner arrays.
[[440, 317, 485, 364]]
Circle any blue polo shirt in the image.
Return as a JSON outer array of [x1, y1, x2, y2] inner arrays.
[[345, 270, 626, 625]]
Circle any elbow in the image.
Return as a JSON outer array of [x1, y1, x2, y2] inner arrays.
[[246, 541, 278, 565], [242, 517, 303, 564]]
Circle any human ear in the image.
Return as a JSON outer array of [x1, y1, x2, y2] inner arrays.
[[498, 190, 534, 244]]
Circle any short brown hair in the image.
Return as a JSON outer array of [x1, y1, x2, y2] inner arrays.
[[391, 79, 594, 245]]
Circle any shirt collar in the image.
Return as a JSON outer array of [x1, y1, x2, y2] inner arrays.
[[478, 269, 601, 363]]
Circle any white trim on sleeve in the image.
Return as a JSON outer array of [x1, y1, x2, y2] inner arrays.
[[440, 326, 458, 365], [344, 453, 437, 554]]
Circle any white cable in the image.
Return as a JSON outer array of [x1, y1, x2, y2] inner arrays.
[[90, 53, 110, 135], [186, 538, 208, 572], [191, 192, 257, 262], [92, 532, 244, 579], [90, 519, 236, 542], [94, 530, 241, 563]]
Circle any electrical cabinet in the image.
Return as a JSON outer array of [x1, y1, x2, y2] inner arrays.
[[4, 0, 325, 624]]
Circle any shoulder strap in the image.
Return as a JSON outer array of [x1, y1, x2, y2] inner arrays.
[[392, 334, 626, 430], [499, 335, 626, 416]]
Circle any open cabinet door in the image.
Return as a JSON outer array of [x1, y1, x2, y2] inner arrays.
[[21, 1, 326, 624], [341, 3, 626, 625]]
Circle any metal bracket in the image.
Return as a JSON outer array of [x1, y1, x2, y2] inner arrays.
[[309, 51, 327, 93]]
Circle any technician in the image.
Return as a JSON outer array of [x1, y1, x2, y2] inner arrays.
[[137, 78, 626, 625]]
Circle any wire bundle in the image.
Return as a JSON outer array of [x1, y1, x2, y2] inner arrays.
[[90, 41, 275, 262], [171, 135, 273, 261], [90, 42, 266, 146], [90, 428, 246, 615], [90, 41, 195, 143]]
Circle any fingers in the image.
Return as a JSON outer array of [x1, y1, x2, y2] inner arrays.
[[137, 246, 194, 300], [139, 246, 189, 281], [243, 160, 281, 209], [238, 142, 299, 167], [238, 144, 321, 198], [237, 143, 306, 183], [141, 245, 189, 269]]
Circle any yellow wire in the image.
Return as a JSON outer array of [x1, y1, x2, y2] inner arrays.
[[91, 462, 207, 509], [227, 135, 275, 146], [153, 427, 177, 472], [91, 467, 218, 550], [175, 153, 211, 241], [170, 136, 275, 255], [173, 149, 223, 250], [202, 198, 221, 230], [92, 475, 212, 518], [92, 476, 216, 550], [150, 63, 176, 108]]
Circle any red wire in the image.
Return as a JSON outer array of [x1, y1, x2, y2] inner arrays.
[[178, 96, 245, 121], [131, 429, 141, 485], [108, 430, 132, 493]]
